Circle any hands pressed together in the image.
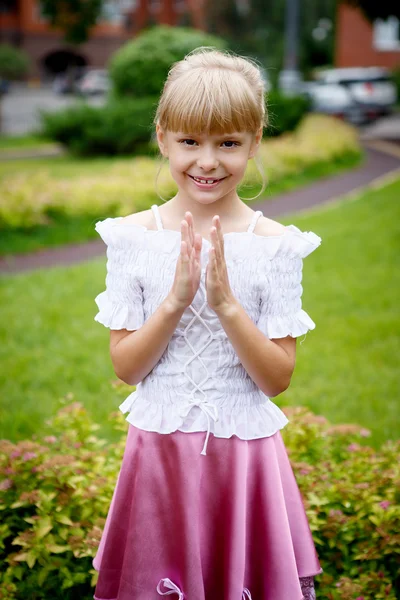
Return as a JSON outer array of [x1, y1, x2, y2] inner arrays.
[[169, 211, 237, 315]]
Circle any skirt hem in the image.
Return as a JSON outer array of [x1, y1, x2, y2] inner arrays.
[[93, 425, 323, 600]]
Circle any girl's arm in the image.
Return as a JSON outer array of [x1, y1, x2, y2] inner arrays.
[[216, 301, 296, 397], [95, 214, 201, 387], [205, 216, 321, 397], [110, 294, 185, 386]]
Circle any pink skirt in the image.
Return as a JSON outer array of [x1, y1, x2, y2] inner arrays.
[[93, 425, 323, 600]]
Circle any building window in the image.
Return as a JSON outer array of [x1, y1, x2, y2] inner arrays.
[[35, 1, 137, 25], [100, 0, 137, 23], [373, 16, 400, 51]]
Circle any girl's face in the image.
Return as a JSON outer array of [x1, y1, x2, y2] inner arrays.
[[156, 126, 262, 206]]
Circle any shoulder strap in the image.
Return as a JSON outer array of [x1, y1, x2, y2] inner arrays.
[[151, 204, 164, 231], [247, 210, 263, 233]]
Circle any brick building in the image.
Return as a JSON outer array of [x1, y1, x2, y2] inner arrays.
[[0, 0, 207, 80], [336, 3, 400, 69]]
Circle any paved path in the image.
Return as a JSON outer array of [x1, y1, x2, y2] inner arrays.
[[1, 142, 400, 275], [1, 83, 105, 136], [359, 112, 400, 141], [0, 143, 65, 161], [251, 143, 400, 217]]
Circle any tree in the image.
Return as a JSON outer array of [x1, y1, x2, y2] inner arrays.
[[203, 0, 286, 78], [109, 25, 227, 98], [203, 0, 337, 82], [204, 0, 243, 39], [343, 0, 400, 21], [40, 0, 104, 44]]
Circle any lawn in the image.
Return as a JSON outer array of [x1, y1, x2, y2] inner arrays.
[[0, 175, 399, 449]]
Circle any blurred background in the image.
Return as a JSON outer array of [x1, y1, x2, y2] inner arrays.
[[0, 4, 399, 598], [0, 0, 399, 134]]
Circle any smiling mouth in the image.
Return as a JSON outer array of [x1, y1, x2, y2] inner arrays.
[[188, 175, 227, 184]]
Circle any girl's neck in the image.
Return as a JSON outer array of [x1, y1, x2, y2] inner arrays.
[[165, 192, 251, 229]]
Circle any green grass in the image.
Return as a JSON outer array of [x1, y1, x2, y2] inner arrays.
[[280, 176, 400, 449], [1, 174, 398, 449], [0, 151, 362, 257]]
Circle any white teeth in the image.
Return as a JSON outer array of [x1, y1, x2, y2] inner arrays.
[[193, 176, 218, 184]]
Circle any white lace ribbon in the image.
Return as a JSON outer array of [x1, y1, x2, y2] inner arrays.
[[156, 577, 184, 598], [242, 588, 252, 600], [178, 396, 219, 456]]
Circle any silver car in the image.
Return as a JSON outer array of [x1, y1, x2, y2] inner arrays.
[[76, 69, 111, 96], [304, 67, 397, 124]]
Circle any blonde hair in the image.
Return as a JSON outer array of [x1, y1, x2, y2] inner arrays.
[[154, 47, 267, 134], [154, 47, 268, 201]]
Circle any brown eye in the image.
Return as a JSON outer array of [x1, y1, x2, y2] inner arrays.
[[179, 139, 197, 146]]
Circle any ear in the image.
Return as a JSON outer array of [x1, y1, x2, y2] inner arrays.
[[156, 123, 169, 158], [248, 126, 263, 159]]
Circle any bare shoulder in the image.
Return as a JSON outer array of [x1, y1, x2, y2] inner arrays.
[[120, 209, 156, 230], [253, 215, 287, 237]]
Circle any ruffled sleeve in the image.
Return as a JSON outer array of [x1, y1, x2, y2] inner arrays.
[[256, 226, 322, 339], [94, 218, 145, 331]]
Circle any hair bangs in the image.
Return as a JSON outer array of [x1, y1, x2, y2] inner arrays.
[[158, 68, 262, 135]]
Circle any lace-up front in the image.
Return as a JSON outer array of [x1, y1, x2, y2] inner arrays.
[[94, 204, 322, 456], [151, 205, 262, 456]]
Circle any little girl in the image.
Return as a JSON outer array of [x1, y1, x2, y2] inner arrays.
[[92, 48, 323, 600]]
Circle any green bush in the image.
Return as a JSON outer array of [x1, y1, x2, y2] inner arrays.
[[0, 44, 30, 81], [108, 24, 227, 98], [39, 90, 310, 157], [40, 43, 311, 157], [39, 97, 159, 156], [0, 400, 126, 600], [0, 400, 398, 599], [265, 90, 311, 137]]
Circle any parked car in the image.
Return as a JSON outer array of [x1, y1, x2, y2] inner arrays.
[[303, 67, 397, 124], [76, 69, 111, 96], [52, 67, 86, 95]]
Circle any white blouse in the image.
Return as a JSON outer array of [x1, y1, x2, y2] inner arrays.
[[94, 204, 322, 456]]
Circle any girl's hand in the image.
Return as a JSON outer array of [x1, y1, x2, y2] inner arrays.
[[206, 216, 236, 314], [168, 212, 202, 311]]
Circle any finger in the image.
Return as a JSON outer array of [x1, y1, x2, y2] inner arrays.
[[216, 215, 224, 253], [209, 246, 217, 276], [186, 212, 194, 249], [181, 240, 189, 264], [185, 211, 194, 247], [211, 225, 221, 262], [191, 246, 198, 269], [213, 216, 223, 257], [194, 232, 202, 260], [181, 219, 191, 255]]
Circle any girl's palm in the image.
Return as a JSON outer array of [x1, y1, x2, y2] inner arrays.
[[170, 213, 202, 310]]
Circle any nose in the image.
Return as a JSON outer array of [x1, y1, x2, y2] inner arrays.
[[197, 147, 219, 172]]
